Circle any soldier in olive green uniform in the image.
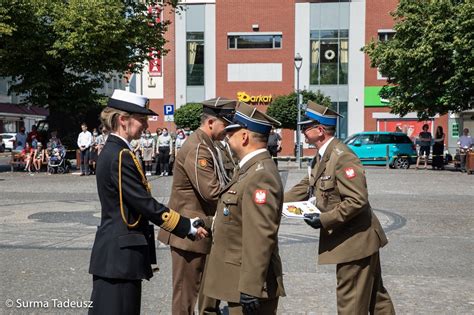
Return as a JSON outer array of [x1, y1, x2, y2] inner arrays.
[[158, 98, 237, 315], [214, 139, 237, 180], [202, 102, 285, 315], [285, 101, 395, 314]]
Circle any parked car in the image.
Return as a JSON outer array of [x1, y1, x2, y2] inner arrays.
[[344, 132, 417, 169], [0, 133, 16, 152]]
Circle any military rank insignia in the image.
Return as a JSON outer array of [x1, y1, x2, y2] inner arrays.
[[254, 189, 267, 204], [344, 167, 356, 179], [198, 159, 208, 168]]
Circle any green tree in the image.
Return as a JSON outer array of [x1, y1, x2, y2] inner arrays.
[[174, 103, 202, 130], [266, 90, 331, 129], [363, 0, 473, 119], [0, 0, 179, 141]]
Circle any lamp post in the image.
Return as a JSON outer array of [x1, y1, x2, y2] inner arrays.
[[294, 53, 303, 169]]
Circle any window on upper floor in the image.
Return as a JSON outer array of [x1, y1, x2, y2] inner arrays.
[[377, 30, 395, 80], [228, 33, 282, 50], [187, 32, 204, 86], [310, 29, 349, 85], [378, 30, 395, 42]]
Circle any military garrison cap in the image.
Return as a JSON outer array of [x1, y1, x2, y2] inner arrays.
[[225, 102, 281, 135], [202, 97, 237, 124], [299, 100, 342, 127], [107, 89, 157, 116]]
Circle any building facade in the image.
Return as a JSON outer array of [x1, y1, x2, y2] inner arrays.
[[363, 0, 450, 150], [137, 0, 367, 155], [0, 0, 450, 154]]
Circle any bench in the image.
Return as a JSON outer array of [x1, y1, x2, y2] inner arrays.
[[10, 151, 26, 172], [10, 151, 48, 172]]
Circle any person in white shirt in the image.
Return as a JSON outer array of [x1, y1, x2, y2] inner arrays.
[[174, 129, 187, 155], [157, 128, 172, 176], [77, 122, 93, 176], [15, 126, 27, 150], [457, 128, 473, 172]]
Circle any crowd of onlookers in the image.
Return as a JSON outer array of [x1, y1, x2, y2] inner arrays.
[[130, 127, 191, 177], [413, 125, 473, 172], [7, 122, 472, 174], [11, 125, 67, 174], [76, 123, 192, 177]]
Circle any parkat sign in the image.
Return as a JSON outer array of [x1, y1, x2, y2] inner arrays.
[[237, 92, 272, 104]]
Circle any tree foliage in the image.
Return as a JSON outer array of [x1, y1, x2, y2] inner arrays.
[[174, 103, 202, 131], [0, 0, 179, 140], [364, 0, 473, 119], [266, 90, 331, 130]]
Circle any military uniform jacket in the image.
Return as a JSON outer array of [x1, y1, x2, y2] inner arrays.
[[285, 139, 388, 265], [214, 140, 237, 181], [158, 129, 223, 254], [203, 151, 285, 303], [89, 135, 190, 280]]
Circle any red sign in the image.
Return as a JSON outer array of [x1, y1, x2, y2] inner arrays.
[[148, 51, 162, 77], [377, 120, 433, 142], [147, 5, 162, 77]]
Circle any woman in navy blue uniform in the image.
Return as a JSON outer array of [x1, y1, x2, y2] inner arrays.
[[89, 90, 207, 315]]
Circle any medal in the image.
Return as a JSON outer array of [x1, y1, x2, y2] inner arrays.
[[223, 207, 230, 216]]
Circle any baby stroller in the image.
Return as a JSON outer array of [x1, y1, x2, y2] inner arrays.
[[47, 146, 70, 174]]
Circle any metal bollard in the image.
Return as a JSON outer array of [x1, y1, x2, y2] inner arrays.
[[386, 145, 390, 169]]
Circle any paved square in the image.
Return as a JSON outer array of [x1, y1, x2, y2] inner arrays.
[[0, 164, 473, 314]]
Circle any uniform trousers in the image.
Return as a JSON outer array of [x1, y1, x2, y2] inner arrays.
[[336, 252, 395, 315], [89, 275, 142, 315], [171, 246, 207, 315], [227, 297, 279, 315], [199, 256, 221, 315]]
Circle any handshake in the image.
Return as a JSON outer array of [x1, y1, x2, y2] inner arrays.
[[187, 217, 209, 241]]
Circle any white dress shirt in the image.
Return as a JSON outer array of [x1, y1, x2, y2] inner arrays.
[[239, 148, 268, 169], [318, 137, 335, 159], [110, 133, 132, 150], [77, 130, 92, 149]]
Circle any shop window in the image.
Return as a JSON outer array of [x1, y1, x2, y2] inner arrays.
[[228, 34, 282, 49], [187, 32, 204, 86], [310, 29, 349, 85]]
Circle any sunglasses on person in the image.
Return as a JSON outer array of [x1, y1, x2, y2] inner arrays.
[[302, 124, 325, 133]]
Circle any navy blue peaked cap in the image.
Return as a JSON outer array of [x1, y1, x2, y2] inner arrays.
[[225, 102, 281, 135], [299, 100, 342, 127]]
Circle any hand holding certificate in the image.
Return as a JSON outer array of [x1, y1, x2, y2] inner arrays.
[[282, 200, 320, 219]]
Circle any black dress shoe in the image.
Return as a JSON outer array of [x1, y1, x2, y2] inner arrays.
[[80, 173, 85, 176]]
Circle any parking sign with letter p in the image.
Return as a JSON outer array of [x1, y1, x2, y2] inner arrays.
[[164, 104, 174, 115]]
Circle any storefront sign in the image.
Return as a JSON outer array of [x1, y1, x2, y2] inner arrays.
[[237, 92, 272, 104], [148, 51, 162, 77], [452, 123, 459, 137]]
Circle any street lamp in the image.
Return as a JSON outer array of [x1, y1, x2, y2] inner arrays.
[[294, 53, 303, 169]]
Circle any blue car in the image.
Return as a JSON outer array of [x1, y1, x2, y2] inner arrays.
[[344, 132, 417, 169]]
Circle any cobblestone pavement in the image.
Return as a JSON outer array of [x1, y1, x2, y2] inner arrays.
[[0, 164, 473, 314]]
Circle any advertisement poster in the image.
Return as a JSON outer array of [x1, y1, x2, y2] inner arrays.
[[377, 120, 433, 142]]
